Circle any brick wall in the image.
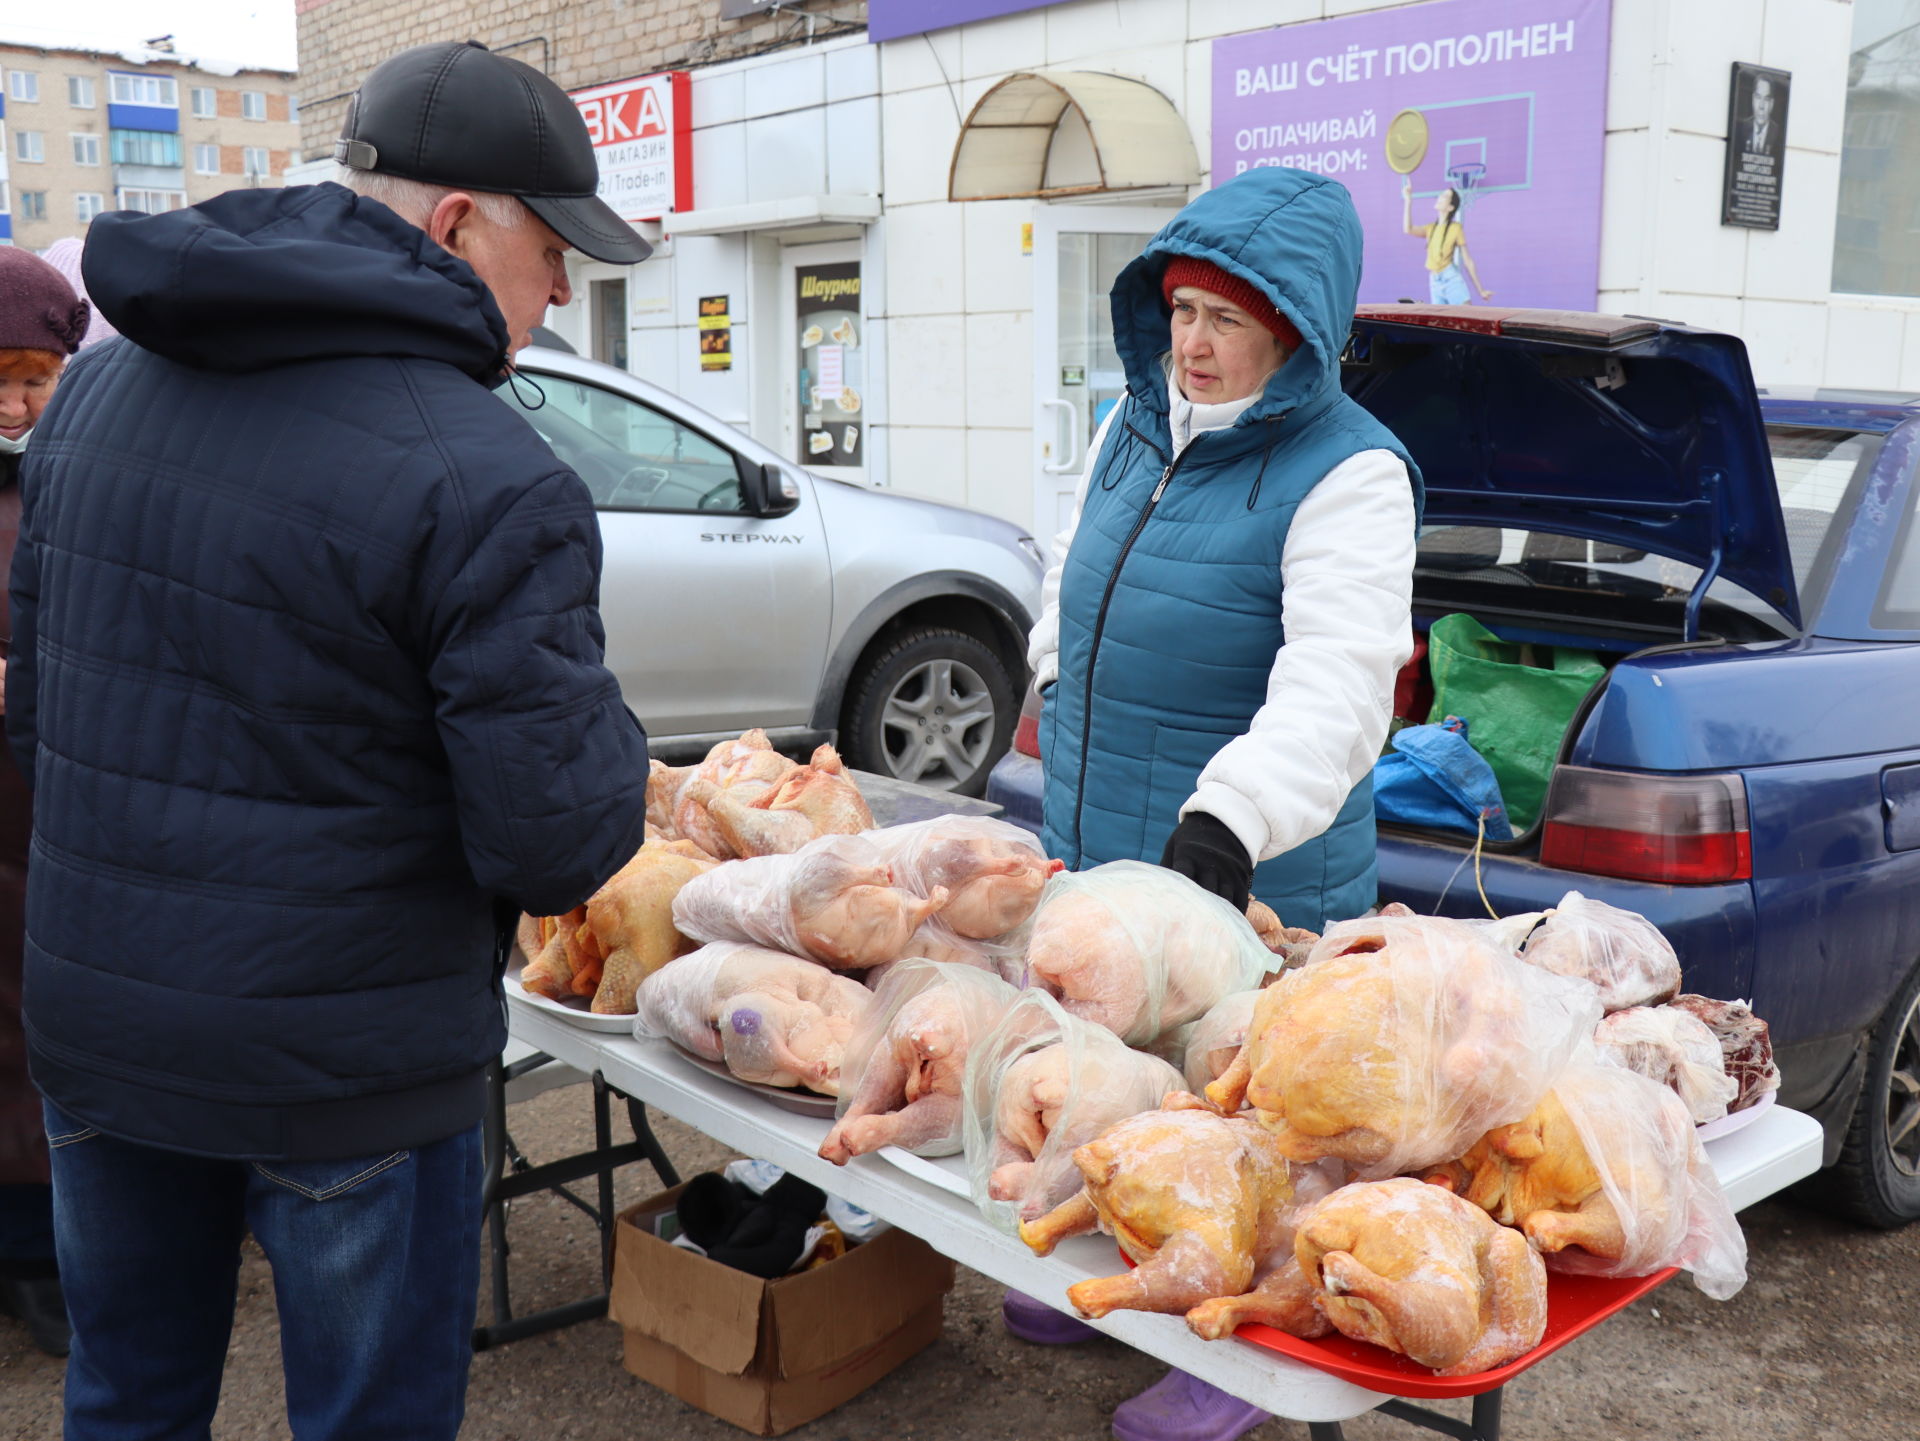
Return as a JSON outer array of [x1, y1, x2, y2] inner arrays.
[[295, 0, 865, 160]]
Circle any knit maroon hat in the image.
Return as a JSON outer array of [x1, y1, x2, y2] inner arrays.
[[0, 246, 90, 358], [1161, 257, 1302, 352]]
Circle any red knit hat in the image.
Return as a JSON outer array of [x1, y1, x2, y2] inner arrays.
[[1161, 257, 1302, 352]]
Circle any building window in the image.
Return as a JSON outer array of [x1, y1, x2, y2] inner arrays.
[[118, 188, 186, 215], [1832, 3, 1920, 299], [7, 71, 40, 104], [193, 143, 219, 174], [287, 94, 300, 123], [111, 129, 183, 167], [13, 131, 45, 164], [71, 133, 101, 166], [109, 73, 179, 108], [68, 75, 96, 109], [191, 85, 216, 118], [75, 193, 105, 224], [241, 91, 266, 121], [243, 146, 269, 176], [18, 191, 47, 223]]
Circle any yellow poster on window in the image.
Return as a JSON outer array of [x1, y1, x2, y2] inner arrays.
[[698, 294, 731, 372]]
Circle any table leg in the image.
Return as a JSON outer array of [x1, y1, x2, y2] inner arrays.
[[1375, 1387, 1505, 1441], [594, 1071, 616, 1287], [1307, 1423, 1349, 1440], [1472, 1388, 1502, 1441]]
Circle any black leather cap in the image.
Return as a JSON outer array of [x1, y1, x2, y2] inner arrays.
[[335, 40, 652, 264]]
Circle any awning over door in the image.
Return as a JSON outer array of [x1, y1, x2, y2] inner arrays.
[[948, 71, 1200, 202]]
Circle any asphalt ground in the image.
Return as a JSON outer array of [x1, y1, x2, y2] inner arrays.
[[1, 1088, 1914, 1441]]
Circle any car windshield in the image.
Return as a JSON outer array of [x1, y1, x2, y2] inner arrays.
[[1412, 427, 1879, 644]]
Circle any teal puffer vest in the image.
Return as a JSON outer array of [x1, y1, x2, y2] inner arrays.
[[1039, 169, 1423, 933]]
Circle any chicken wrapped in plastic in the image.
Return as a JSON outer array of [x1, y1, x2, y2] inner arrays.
[[820, 960, 1021, 1163], [1024, 861, 1274, 1047], [672, 834, 950, 971], [633, 941, 873, 1095], [869, 816, 1063, 940], [1594, 1006, 1738, 1124], [1425, 1058, 1747, 1299], [1292, 1178, 1549, 1375], [1205, 914, 1599, 1178], [647, 729, 798, 857], [962, 990, 1183, 1232], [1182, 991, 1261, 1097], [1521, 891, 1682, 1012], [1668, 994, 1780, 1112], [686, 744, 873, 858]]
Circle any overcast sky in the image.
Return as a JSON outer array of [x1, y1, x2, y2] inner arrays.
[[0, 0, 297, 73]]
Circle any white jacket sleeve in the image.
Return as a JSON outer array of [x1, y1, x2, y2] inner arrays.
[[1183, 449, 1418, 865], [1026, 406, 1122, 693]]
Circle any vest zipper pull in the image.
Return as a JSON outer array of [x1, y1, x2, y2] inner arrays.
[[1152, 468, 1171, 502]]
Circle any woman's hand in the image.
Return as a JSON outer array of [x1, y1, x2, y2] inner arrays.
[[1160, 812, 1254, 912], [1478, 288, 1494, 301]]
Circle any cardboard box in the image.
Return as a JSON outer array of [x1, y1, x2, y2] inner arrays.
[[608, 1185, 956, 1436]]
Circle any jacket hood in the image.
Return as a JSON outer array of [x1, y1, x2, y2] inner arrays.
[[83, 182, 510, 380], [1112, 169, 1364, 427]]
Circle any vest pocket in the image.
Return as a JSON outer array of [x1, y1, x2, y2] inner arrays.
[[1145, 721, 1241, 861]]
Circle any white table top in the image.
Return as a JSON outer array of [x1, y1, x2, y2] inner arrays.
[[506, 999, 1824, 1424]]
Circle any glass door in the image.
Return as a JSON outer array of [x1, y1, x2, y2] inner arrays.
[[1032, 205, 1180, 538]]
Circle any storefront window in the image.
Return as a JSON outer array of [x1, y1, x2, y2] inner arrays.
[[1832, 1, 1920, 298]]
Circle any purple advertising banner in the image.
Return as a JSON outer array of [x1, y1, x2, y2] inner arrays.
[[868, 0, 1065, 44], [1212, 0, 1612, 311]]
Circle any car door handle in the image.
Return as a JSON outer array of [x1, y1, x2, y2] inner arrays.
[[1041, 398, 1081, 475]]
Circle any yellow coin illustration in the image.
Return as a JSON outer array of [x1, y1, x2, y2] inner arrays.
[[1385, 108, 1430, 174]]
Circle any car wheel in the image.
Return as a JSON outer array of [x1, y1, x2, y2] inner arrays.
[[841, 627, 1017, 798], [1824, 960, 1920, 1228]]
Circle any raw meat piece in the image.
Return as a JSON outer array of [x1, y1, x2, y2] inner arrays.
[[1017, 1103, 1337, 1340], [1293, 1178, 1547, 1375], [820, 960, 1020, 1163], [962, 990, 1184, 1231], [1425, 1059, 1747, 1299], [1246, 901, 1318, 974], [518, 906, 594, 1000], [1182, 991, 1261, 1096], [1668, 994, 1781, 1112], [648, 730, 800, 858], [633, 941, 872, 1095], [870, 816, 1062, 939], [672, 834, 950, 971], [1205, 915, 1599, 1177], [581, 845, 718, 1014], [1594, 1006, 1738, 1123], [691, 745, 874, 858], [1522, 891, 1682, 1011], [1024, 861, 1273, 1046]]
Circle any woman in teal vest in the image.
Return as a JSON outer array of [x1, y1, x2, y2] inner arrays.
[[1017, 169, 1424, 1441]]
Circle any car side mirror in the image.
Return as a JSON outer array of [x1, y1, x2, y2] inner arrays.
[[740, 458, 802, 519]]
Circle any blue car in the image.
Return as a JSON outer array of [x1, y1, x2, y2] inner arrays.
[[988, 304, 1920, 1228]]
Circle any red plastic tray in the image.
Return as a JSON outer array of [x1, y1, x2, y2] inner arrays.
[[1119, 1248, 1678, 1399]]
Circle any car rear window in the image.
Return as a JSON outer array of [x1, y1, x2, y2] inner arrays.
[[1412, 427, 1877, 643], [1877, 449, 1920, 630]]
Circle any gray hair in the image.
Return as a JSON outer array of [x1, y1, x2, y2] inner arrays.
[[333, 166, 525, 231]]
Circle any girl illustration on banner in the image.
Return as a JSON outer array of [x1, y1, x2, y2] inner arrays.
[[1402, 178, 1493, 305]]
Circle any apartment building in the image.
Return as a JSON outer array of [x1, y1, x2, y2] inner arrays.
[[0, 39, 300, 250]]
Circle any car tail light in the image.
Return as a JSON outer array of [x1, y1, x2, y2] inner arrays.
[[1013, 685, 1043, 759], [1538, 766, 1751, 884]]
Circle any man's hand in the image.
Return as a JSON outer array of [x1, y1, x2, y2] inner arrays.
[[1160, 812, 1253, 913]]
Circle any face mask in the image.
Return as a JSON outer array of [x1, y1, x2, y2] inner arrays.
[[0, 430, 29, 456]]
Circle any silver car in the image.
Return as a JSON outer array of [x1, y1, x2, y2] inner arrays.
[[501, 346, 1043, 795]]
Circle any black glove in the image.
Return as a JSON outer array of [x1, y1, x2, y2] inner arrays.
[[1160, 812, 1254, 913]]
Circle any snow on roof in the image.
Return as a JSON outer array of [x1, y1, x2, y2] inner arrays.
[[0, 32, 294, 78]]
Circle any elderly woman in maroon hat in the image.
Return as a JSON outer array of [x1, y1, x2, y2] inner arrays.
[[0, 246, 90, 1357]]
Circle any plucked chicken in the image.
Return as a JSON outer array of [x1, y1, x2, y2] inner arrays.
[[1521, 891, 1682, 1012], [1246, 902, 1318, 973], [648, 729, 798, 857], [688, 745, 874, 858], [1291, 1178, 1548, 1375], [1182, 991, 1261, 1096], [1668, 994, 1780, 1111], [518, 844, 717, 1014], [633, 941, 873, 1095], [820, 960, 1020, 1163], [673, 834, 950, 971], [1594, 1006, 1738, 1123], [1024, 861, 1273, 1047], [1204, 915, 1598, 1177], [870, 817, 1062, 940]]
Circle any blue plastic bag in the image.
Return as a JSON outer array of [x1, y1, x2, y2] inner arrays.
[[1374, 716, 1513, 841]]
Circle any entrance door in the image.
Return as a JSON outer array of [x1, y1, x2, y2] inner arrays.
[[1032, 206, 1179, 538]]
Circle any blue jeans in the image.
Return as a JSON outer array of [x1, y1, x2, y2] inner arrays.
[[46, 1102, 483, 1441]]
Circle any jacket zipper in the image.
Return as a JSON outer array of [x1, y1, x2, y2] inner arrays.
[[1070, 427, 1198, 855]]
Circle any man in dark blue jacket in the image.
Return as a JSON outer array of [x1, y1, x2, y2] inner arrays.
[[6, 42, 654, 1437]]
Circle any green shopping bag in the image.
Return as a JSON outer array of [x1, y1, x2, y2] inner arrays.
[[1424, 614, 1606, 832]]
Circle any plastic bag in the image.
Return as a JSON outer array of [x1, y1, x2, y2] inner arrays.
[[962, 989, 1184, 1232], [1183, 991, 1261, 1095], [671, 834, 949, 970], [821, 959, 1021, 1163], [1207, 914, 1602, 1179], [1304, 907, 1545, 969], [1024, 861, 1273, 1047], [633, 941, 873, 1095], [1523, 891, 1682, 1012], [1424, 613, 1605, 831], [1594, 1006, 1738, 1124], [1430, 1057, 1747, 1300], [1670, 994, 1780, 1112], [868, 816, 1062, 940], [1373, 716, 1514, 841]]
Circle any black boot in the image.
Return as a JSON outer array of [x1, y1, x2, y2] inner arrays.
[[0, 1276, 71, 1358]]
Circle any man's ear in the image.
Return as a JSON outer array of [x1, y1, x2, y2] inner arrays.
[[426, 192, 480, 258]]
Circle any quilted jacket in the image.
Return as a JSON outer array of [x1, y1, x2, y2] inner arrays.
[[5, 183, 650, 1160]]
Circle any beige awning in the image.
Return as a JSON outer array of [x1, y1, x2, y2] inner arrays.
[[948, 71, 1200, 202]]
